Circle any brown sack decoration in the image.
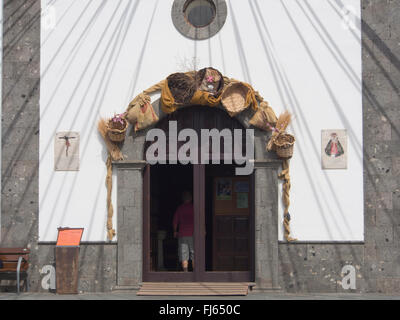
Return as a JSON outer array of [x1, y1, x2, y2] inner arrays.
[[126, 92, 159, 131], [197, 67, 224, 96], [249, 100, 278, 130], [161, 75, 181, 114], [161, 68, 225, 113], [189, 67, 224, 107], [166, 72, 197, 105], [126, 93, 151, 124], [161, 71, 197, 113], [189, 89, 222, 107], [134, 102, 159, 131]]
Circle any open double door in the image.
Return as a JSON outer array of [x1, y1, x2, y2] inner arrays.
[[142, 163, 254, 282]]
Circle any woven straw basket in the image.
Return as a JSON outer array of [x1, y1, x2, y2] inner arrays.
[[221, 82, 250, 116], [107, 119, 128, 143], [274, 133, 295, 159]]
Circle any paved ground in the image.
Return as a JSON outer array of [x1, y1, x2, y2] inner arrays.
[[0, 291, 399, 300]]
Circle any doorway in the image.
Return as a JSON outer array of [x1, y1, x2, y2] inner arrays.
[[142, 106, 254, 282], [149, 163, 193, 273], [143, 163, 254, 282], [116, 106, 279, 288]]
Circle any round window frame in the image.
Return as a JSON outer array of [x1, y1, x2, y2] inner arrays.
[[172, 0, 227, 40], [184, 0, 216, 28]]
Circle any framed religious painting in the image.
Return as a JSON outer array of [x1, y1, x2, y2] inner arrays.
[[54, 132, 80, 171], [321, 129, 348, 169]]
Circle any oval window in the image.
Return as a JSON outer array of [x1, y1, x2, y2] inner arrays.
[[184, 0, 216, 28]]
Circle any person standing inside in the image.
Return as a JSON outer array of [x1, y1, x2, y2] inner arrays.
[[173, 191, 194, 272]]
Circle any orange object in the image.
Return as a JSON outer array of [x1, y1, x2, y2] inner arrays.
[[56, 228, 84, 246]]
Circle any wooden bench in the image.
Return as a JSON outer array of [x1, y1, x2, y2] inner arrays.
[[0, 248, 30, 294]]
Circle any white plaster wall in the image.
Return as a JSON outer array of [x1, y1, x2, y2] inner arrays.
[[39, 0, 363, 242]]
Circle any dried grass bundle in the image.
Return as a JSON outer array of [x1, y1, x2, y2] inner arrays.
[[98, 118, 124, 161], [276, 111, 292, 133]]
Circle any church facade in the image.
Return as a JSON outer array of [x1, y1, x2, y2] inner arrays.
[[1, 0, 400, 293]]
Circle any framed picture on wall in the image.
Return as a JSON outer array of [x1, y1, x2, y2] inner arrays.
[[321, 129, 348, 169], [54, 132, 80, 171], [216, 178, 232, 200]]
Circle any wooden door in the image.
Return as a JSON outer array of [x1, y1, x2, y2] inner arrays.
[[213, 176, 251, 271]]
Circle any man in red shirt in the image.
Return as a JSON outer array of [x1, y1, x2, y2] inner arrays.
[[173, 191, 194, 272]]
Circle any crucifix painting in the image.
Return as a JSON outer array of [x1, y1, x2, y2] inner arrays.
[[54, 132, 80, 171], [321, 129, 347, 169]]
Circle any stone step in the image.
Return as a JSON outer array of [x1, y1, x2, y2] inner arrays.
[[136, 282, 253, 296]]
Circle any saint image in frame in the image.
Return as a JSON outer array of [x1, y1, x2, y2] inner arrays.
[[321, 129, 347, 169]]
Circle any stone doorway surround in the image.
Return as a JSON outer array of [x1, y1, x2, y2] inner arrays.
[[114, 102, 281, 290]]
